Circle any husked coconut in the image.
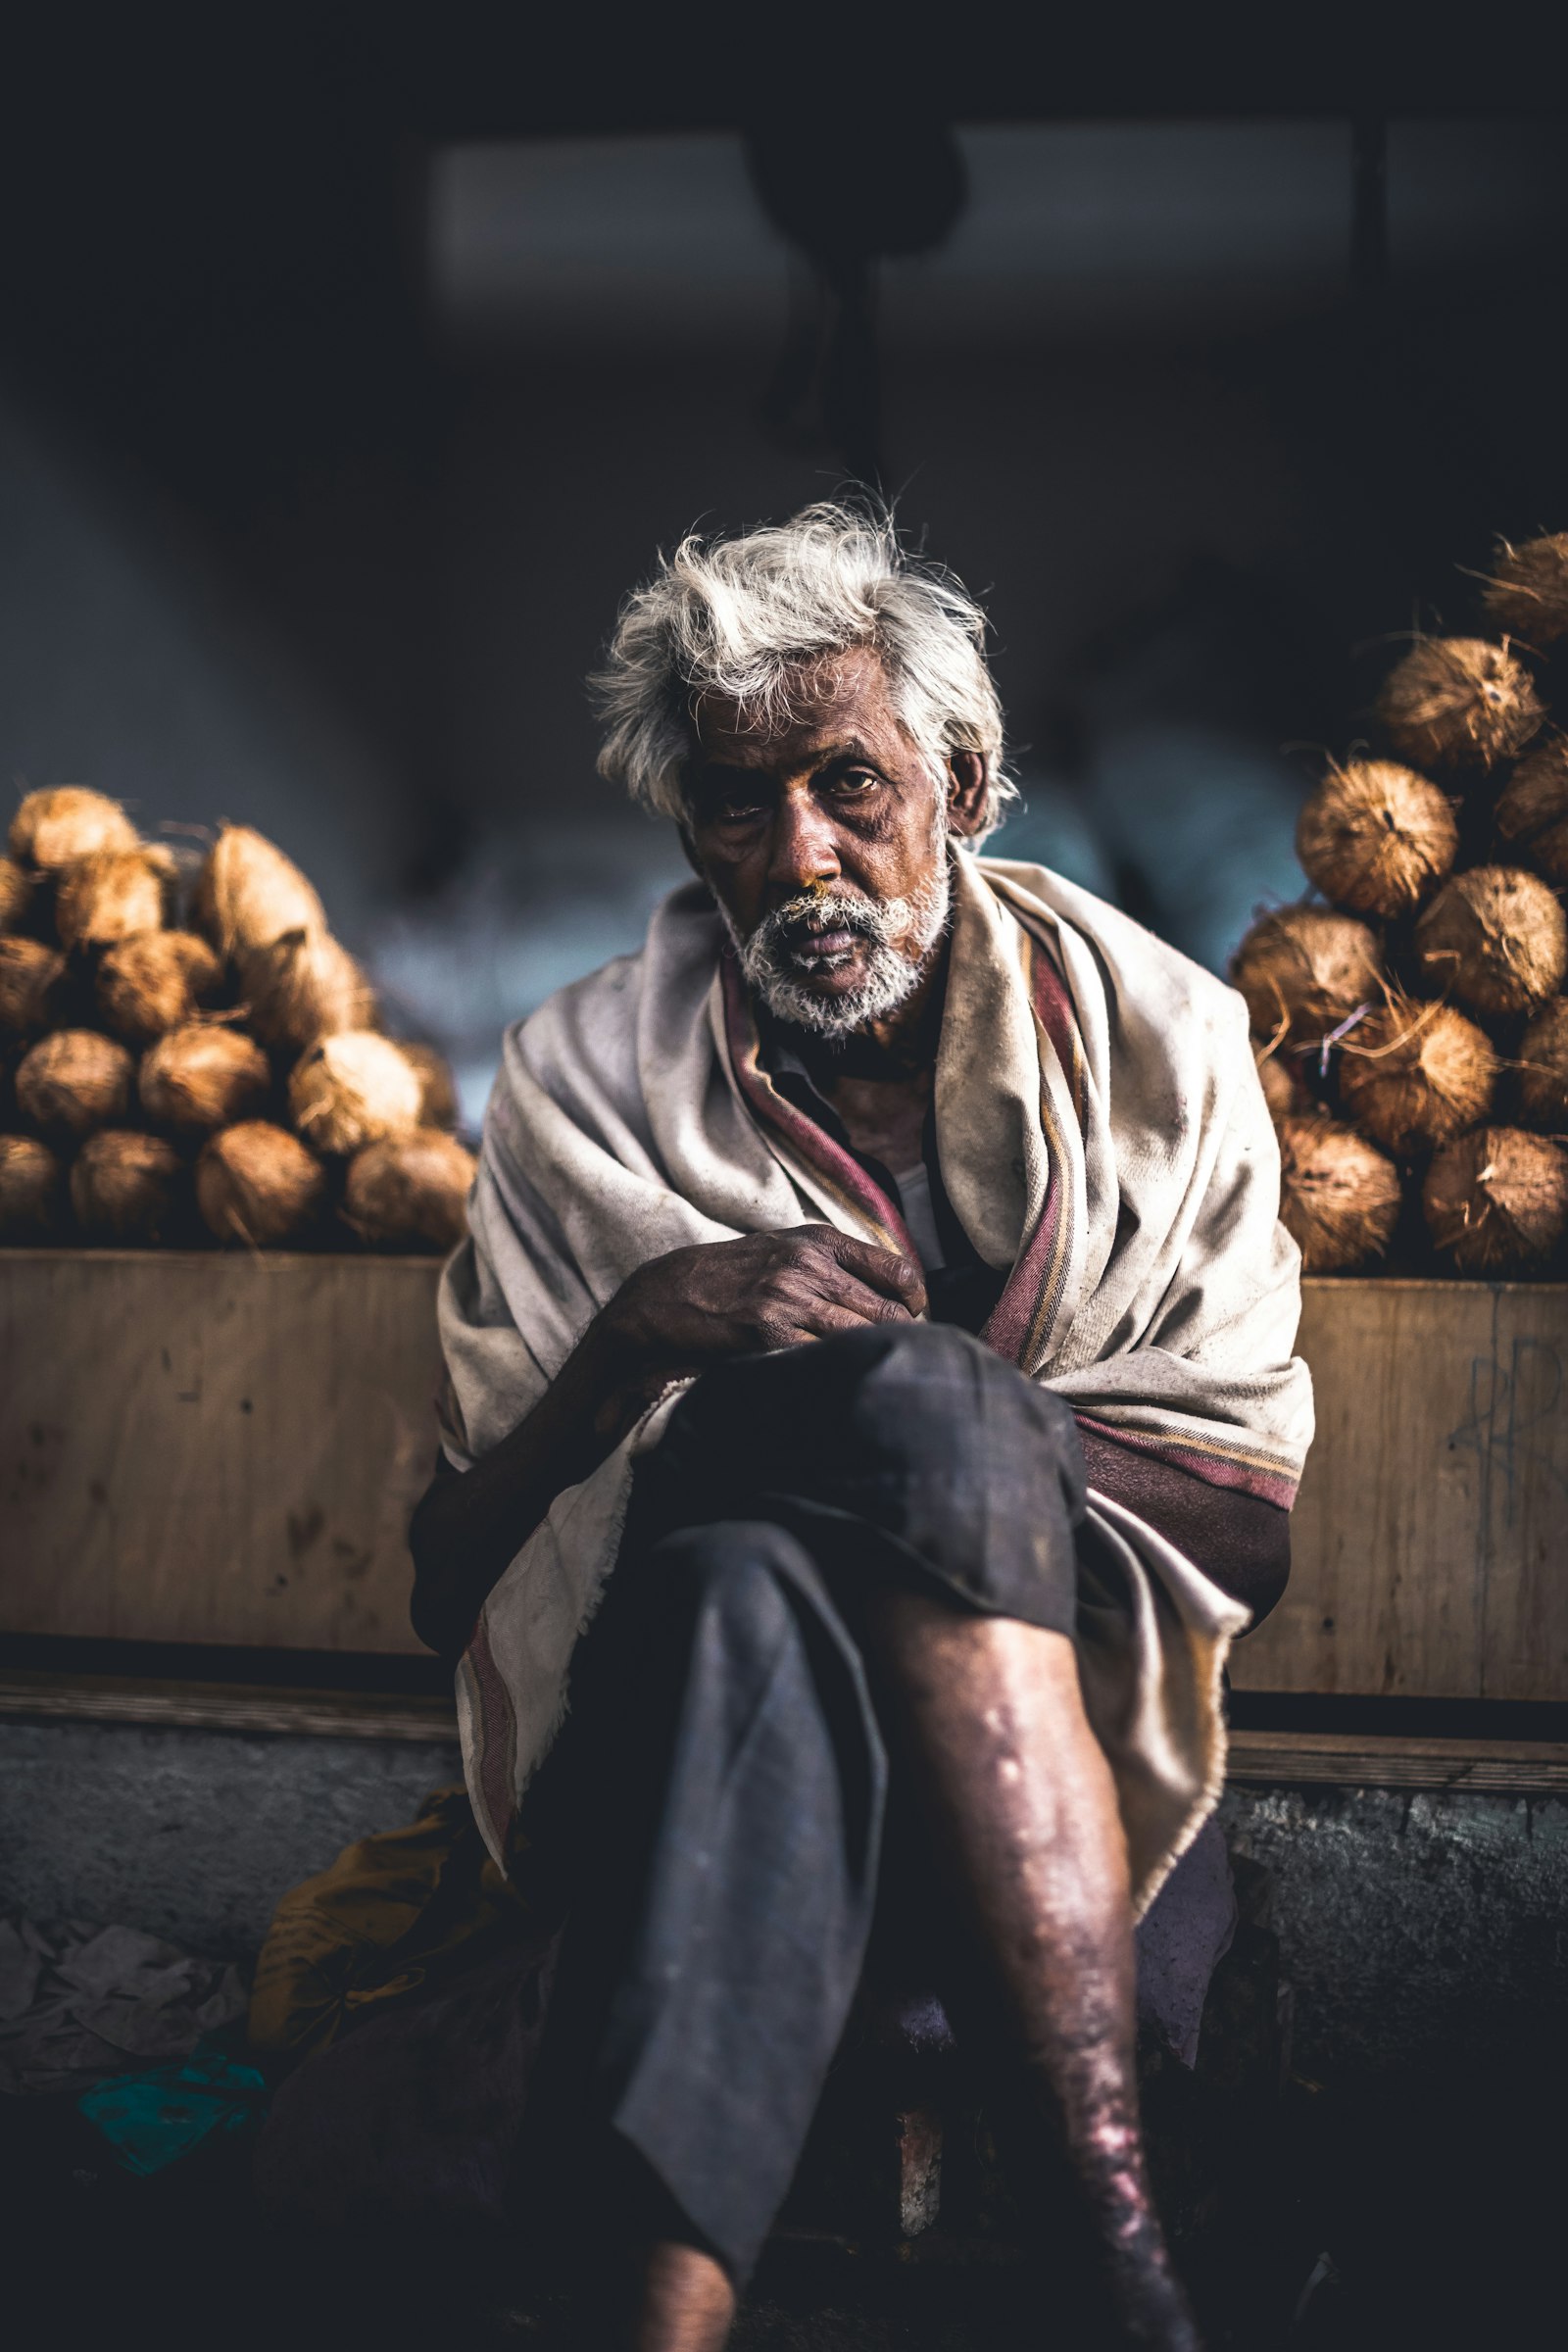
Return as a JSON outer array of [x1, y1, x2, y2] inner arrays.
[[0, 1134, 66, 1241], [194, 824, 325, 954], [0, 858, 32, 934], [54, 846, 176, 951], [1337, 995, 1497, 1156], [1376, 638, 1543, 773], [10, 786, 138, 871], [97, 931, 223, 1046], [138, 1023, 270, 1136], [238, 926, 374, 1052], [1295, 760, 1457, 919], [0, 938, 69, 1040], [1231, 906, 1381, 1054], [15, 1029, 133, 1145], [1516, 999, 1568, 1131], [344, 1128, 475, 1252], [288, 1031, 421, 1155], [1422, 1125, 1568, 1274], [71, 1130, 185, 1246], [400, 1041, 460, 1131], [1275, 1113, 1402, 1273], [1412, 865, 1567, 1017], [1482, 534, 1568, 646], [196, 1120, 327, 1247]]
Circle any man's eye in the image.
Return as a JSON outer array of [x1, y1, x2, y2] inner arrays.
[[714, 797, 766, 821], [832, 770, 880, 796]]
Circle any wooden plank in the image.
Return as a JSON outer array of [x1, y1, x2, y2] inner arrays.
[[1225, 1728, 1568, 1794], [0, 1668, 458, 1740], [4, 1253, 1566, 1694], [0, 1249, 443, 1654], [1229, 1279, 1568, 1703], [5, 1670, 1564, 1789]]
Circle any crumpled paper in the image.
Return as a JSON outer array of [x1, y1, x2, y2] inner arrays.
[[0, 1916, 246, 2095]]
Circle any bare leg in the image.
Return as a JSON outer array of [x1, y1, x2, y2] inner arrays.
[[865, 1590, 1200, 2350], [622, 2241, 735, 2352]]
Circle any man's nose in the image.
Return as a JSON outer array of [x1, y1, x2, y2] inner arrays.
[[766, 786, 841, 896]]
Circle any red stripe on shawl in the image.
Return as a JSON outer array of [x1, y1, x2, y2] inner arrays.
[[1073, 1412, 1299, 1512], [463, 1614, 518, 1855], [719, 950, 917, 1259], [1029, 936, 1089, 1139], [980, 930, 1078, 1368]]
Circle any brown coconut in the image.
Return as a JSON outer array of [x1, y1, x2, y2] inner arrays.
[[1516, 999, 1568, 1131], [196, 1120, 327, 1248], [1412, 865, 1567, 1017], [1275, 1113, 1403, 1274], [1482, 534, 1568, 647], [288, 1031, 422, 1155], [0, 857, 33, 934], [1252, 1040, 1299, 1122], [1376, 638, 1543, 774], [1337, 994, 1497, 1156], [15, 1029, 133, 1145], [1496, 730, 1568, 843], [71, 1129, 185, 1247], [9, 785, 139, 872], [1231, 906, 1382, 1054], [343, 1129, 476, 1252], [0, 937, 69, 1040], [138, 1024, 270, 1136], [238, 926, 375, 1052], [0, 1134, 67, 1242], [96, 931, 223, 1046], [401, 1041, 460, 1131], [1295, 760, 1458, 919], [1422, 1124, 1568, 1274], [194, 824, 325, 955], [54, 845, 176, 951]]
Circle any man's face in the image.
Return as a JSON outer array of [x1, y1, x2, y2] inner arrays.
[[684, 649, 985, 1036]]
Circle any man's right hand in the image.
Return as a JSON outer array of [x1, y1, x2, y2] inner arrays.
[[600, 1224, 927, 1381]]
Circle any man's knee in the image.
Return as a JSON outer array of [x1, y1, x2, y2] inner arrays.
[[815, 1320, 1081, 1470]]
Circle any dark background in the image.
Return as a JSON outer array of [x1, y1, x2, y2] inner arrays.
[[4, 14, 1567, 1116]]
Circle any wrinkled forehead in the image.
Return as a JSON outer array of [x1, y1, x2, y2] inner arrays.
[[688, 646, 911, 771]]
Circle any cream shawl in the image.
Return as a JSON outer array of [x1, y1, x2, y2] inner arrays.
[[439, 855, 1313, 1909]]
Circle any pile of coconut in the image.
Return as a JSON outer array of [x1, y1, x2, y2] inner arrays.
[[1236, 530, 1568, 1278], [0, 797, 473, 1254]]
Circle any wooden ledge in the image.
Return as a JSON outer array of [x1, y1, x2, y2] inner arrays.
[[3, 1673, 1568, 1790], [1225, 1728, 1568, 1794], [0, 1670, 458, 1742]]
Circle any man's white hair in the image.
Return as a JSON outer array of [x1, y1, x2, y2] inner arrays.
[[591, 503, 1016, 839]]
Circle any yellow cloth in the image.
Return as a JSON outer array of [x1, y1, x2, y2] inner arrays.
[[248, 1784, 531, 2061]]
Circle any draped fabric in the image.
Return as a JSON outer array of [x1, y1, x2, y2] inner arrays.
[[437, 855, 1313, 1911]]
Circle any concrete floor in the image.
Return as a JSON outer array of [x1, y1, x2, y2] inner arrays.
[[4, 1717, 1565, 2348]]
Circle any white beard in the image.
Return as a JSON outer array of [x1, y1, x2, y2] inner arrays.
[[726, 852, 953, 1041]]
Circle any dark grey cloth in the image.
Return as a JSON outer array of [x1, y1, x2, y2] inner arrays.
[[517, 1322, 1089, 2280], [258, 1322, 1237, 2281]]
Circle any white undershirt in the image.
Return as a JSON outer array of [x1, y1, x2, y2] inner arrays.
[[892, 1163, 946, 1272]]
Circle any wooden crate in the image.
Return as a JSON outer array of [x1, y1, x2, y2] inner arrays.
[[1230, 1278, 1568, 1702], [1, 1249, 442, 1655], [2, 1255, 1565, 1693]]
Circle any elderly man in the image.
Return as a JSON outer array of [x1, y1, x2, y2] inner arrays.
[[409, 507, 1311, 2350]]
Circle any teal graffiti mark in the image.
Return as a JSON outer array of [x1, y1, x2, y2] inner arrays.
[[1447, 1340, 1566, 1529]]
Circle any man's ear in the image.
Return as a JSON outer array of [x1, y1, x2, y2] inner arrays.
[[945, 750, 991, 839]]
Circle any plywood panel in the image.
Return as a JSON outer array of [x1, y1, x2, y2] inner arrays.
[[4, 1254, 1566, 1690], [1231, 1279, 1568, 1701], [1, 1249, 443, 1653]]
